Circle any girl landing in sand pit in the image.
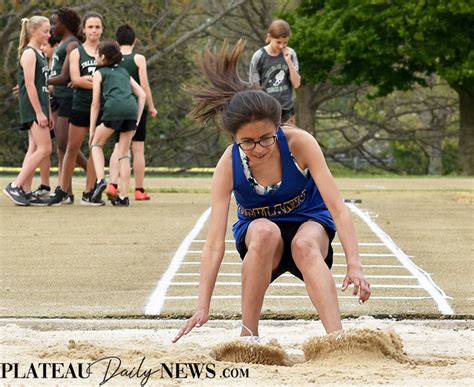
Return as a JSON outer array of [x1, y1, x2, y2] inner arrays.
[[173, 40, 370, 343]]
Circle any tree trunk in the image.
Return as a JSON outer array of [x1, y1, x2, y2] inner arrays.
[[419, 109, 444, 175], [295, 84, 317, 134], [427, 140, 443, 175], [457, 87, 474, 175]]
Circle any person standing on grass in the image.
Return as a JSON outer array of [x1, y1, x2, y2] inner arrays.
[[46, 8, 88, 204], [89, 40, 146, 207], [3, 16, 53, 207], [249, 19, 300, 124], [23, 34, 59, 198], [173, 40, 370, 343], [10, 34, 60, 199], [48, 12, 105, 206], [105, 24, 157, 202]]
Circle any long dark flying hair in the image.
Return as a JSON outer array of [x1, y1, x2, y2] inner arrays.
[[189, 39, 281, 135]]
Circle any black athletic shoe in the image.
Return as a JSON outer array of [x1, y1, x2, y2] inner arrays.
[[50, 186, 61, 197], [62, 194, 74, 205], [111, 196, 129, 207], [47, 188, 68, 206], [80, 191, 105, 206], [91, 179, 107, 203], [32, 184, 51, 198], [26, 192, 48, 206], [3, 182, 30, 206]]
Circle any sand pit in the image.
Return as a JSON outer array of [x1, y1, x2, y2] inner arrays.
[[210, 339, 288, 365], [302, 328, 455, 366], [0, 317, 472, 385]]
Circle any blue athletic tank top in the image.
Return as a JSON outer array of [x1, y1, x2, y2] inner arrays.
[[231, 127, 336, 244]]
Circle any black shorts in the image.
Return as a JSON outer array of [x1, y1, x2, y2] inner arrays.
[[51, 96, 60, 113], [281, 108, 295, 123], [236, 220, 335, 282], [103, 119, 136, 132], [114, 112, 146, 142], [19, 120, 54, 136], [19, 121, 35, 131], [69, 110, 102, 128], [55, 96, 73, 118]]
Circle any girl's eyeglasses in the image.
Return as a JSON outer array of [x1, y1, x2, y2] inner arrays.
[[237, 135, 277, 151]]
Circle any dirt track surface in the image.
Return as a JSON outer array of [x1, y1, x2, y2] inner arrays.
[[0, 176, 472, 318]]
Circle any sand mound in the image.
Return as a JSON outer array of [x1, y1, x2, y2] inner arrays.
[[303, 328, 455, 367], [303, 328, 412, 364], [210, 339, 288, 365], [36, 339, 108, 361]]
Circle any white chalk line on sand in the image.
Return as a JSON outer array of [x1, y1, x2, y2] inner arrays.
[[145, 207, 212, 315], [181, 262, 406, 268], [168, 282, 424, 289], [187, 250, 402, 257], [165, 295, 434, 300], [174, 273, 416, 279], [193, 240, 386, 246], [346, 203, 454, 315]]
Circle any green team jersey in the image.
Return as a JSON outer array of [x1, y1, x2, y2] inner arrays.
[[72, 45, 97, 112], [98, 66, 137, 121], [118, 53, 140, 84], [18, 47, 49, 123], [50, 37, 77, 98]]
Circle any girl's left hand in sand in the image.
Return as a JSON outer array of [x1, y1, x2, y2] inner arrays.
[[342, 264, 371, 304], [172, 309, 209, 343]]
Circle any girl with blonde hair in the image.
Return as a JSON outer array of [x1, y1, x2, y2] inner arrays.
[[4, 16, 53, 206]]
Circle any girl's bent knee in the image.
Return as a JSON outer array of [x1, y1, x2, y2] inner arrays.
[[39, 146, 52, 159], [251, 222, 280, 245], [291, 236, 314, 257]]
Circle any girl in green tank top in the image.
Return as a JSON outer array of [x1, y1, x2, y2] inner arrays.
[[107, 24, 158, 201], [47, 12, 106, 206], [47, 8, 84, 203], [89, 40, 146, 206], [3, 16, 53, 206], [48, 8, 81, 100]]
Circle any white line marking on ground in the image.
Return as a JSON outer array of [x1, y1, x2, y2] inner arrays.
[[187, 250, 398, 257], [169, 282, 423, 289], [174, 273, 416, 279], [181, 262, 406, 268], [346, 203, 454, 315], [165, 295, 437, 300], [193, 240, 235, 243], [144, 207, 212, 315], [192, 240, 386, 246]]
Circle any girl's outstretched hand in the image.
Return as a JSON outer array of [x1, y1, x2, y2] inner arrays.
[[172, 309, 209, 343], [342, 264, 371, 304]]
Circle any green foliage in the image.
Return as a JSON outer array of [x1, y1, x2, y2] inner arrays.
[[442, 138, 461, 175], [283, 0, 474, 93], [390, 138, 461, 175], [390, 141, 428, 175], [283, 0, 473, 175]]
